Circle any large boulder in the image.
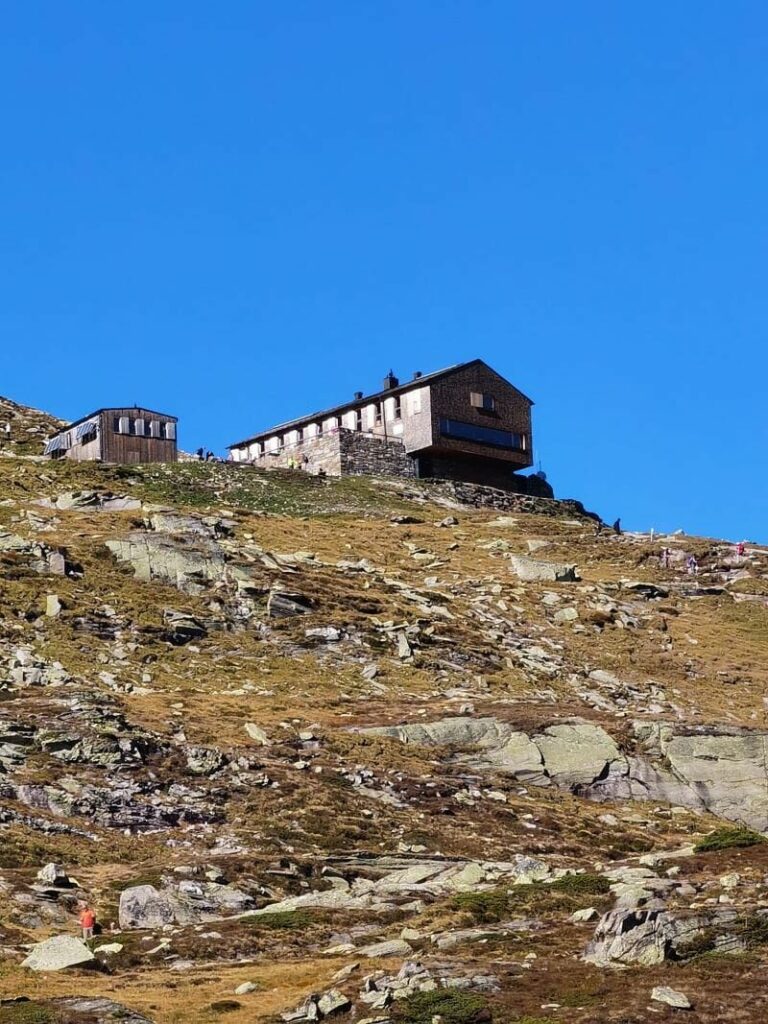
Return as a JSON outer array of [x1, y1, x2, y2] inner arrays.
[[509, 555, 579, 582], [582, 907, 736, 967], [664, 732, 768, 832], [533, 722, 624, 788], [118, 885, 177, 929], [118, 882, 254, 929], [21, 935, 96, 971]]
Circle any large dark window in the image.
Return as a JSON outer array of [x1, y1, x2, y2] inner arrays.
[[439, 418, 524, 450]]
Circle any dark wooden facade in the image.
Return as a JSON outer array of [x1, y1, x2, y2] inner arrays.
[[44, 407, 178, 464]]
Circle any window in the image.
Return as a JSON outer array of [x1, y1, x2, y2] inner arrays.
[[439, 418, 523, 450], [411, 390, 422, 414], [79, 428, 97, 445], [471, 392, 496, 412], [394, 395, 402, 419], [134, 418, 146, 436], [375, 403, 382, 425], [297, 428, 304, 442], [115, 416, 129, 434], [355, 408, 363, 431], [150, 420, 161, 438], [316, 421, 323, 436], [165, 422, 176, 441]]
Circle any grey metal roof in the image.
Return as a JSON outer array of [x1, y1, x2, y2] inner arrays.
[[228, 359, 533, 449]]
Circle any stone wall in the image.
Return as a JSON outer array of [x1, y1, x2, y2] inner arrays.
[[249, 432, 344, 476], [245, 429, 415, 479], [339, 431, 416, 478]]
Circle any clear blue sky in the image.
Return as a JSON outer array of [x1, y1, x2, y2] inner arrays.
[[2, 3, 767, 541]]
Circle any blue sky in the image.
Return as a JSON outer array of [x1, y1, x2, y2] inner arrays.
[[2, 2, 767, 541]]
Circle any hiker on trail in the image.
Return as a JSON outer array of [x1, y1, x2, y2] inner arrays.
[[612, 518, 622, 535], [195, 447, 204, 460], [736, 541, 746, 560], [79, 905, 96, 941], [3, 423, 9, 437], [661, 547, 670, 569], [686, 554, 699, 575]]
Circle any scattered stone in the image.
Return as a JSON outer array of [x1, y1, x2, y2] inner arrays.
[[651, 986, 692, 1009], [244, 723, 270, 745], [358, 939, 414, 958], [268, 590, 313, 617], [235, 982, 259, 995]]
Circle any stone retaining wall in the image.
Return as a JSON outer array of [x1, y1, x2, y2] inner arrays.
[[339, 431, 416, 478], [247, 429, 415, 479]]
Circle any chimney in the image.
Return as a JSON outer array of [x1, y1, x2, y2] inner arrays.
[[383, 370, 399, 390], [354, 391, 363, 401], [413, 370, 422, 380]]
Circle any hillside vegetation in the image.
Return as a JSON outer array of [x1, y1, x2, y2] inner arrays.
[[0, 397, 767, 1023]]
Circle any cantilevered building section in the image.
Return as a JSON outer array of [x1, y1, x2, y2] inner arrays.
[[229, 359, 550, 495]]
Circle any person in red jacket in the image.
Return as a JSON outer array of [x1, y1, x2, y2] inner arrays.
[[79, 905, 96, 941]]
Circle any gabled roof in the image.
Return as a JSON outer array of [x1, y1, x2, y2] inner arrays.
[[47, 407, 178, 438], [228, 359, 533, 449]]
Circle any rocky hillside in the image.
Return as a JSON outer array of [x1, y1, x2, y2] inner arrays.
[[0, 396, 65, 458], [0, 428, 767, 1023]]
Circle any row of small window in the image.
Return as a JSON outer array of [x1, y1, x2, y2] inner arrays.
[[249, 401, 407, 456], [113, 417, 176, 440]]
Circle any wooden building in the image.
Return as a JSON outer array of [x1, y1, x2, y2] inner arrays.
[[44, 407, 178, 464], [229, 360, 548, 493]]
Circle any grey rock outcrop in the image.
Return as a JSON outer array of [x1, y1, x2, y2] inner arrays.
[[118, 881, 253, 929], [48, 998, 155, 1023], [360, 715, 768, 831], [583, 906, 738, 966]]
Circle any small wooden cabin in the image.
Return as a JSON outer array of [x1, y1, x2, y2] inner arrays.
[[44, 407, 178, 464]]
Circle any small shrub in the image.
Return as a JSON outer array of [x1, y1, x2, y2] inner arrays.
[[547, 873, 611, 896], [739, 913, 768, 948], [676, 928, 719, 959], [452, 874, 610, 923], [209, 1001, 241, 1014], [452, 889, 510, 923], [694, 827, 765, 853], [393, 989, 489, 1024]]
